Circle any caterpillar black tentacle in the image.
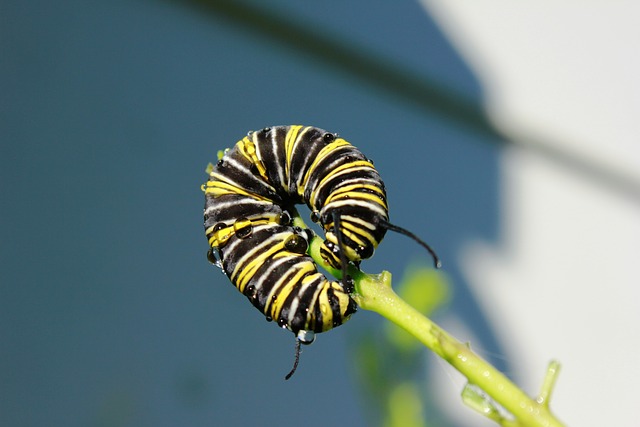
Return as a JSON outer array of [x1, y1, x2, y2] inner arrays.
[[285, 339, 303, 381], [379, 221, 442, 269], [203, 125, 440, 379]]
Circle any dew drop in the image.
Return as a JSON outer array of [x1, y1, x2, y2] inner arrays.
[[278, 211, 292, 226], [302, 228, 315, 242], [322, 132, 335, 143], [245, 285, 257, 302], [284, 234, 308, 254], [237, 227, 252, 238], [234, 217, 252, 239], [310, 211, 320, 223], [297, 330, 315, 345], [206, 249, 217, 265], [206, 248, 224, 270]]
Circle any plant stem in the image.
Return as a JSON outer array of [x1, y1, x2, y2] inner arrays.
[[300, 211, 564, 427], [351, 270, 565, 427]]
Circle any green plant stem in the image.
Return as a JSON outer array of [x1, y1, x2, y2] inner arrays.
[[300, 211, 564, 426], [538, 360, 561, 408], [352, 270, 564, 427]]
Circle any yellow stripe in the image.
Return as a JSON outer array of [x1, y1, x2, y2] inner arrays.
[[237, 137, 269, 182], [325, 190, 387, 209], [206, 224, 233, 247], [313, 138, 351, 166], [204, 180, 272, 202], [326, 183, 385, 198], [284, 125, 303, 188], [206, 218, 274, 247], [318, 161, 374, 188], [341, 221, 378, 246], [294, 273, 324, 330], [317, 284, 333, 328], [230, 240, 284, 292], [340, 214, 377, 231], [323, 233, 360, 261], [333, 284, 352, 326], [310, 162, 375, 206], [299, 139, 351, 192], [269, 263, 316, 320], [324, 223, 367, 246]]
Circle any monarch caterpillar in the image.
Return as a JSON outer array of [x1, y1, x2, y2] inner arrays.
[[203, 125, 439, 379]]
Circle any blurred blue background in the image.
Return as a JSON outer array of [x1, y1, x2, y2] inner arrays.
[[1, 0, 502, 425]]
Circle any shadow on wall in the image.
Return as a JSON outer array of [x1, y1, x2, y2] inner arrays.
[[172, 1, 506, 425], [1, 1, 502, 427]]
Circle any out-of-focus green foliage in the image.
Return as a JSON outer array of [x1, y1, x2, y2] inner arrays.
[[385, 266, 451, 352], [351, 264, 452, 427]]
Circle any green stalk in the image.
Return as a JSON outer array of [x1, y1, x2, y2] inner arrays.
[[352, 270, 563, 427], [300, 211, 565, 427]]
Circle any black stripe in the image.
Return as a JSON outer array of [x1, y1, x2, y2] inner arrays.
[[254, 126, 290, 198], [204, 194, 283, 229], [215, 146, 282, 203], [276, 272, 319, 332], [288, 127, 326, 197], [204, 125, 391, 342]]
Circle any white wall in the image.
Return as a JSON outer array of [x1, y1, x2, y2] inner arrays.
[[419, 2, 640, 426]]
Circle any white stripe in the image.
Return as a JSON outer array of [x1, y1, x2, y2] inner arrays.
[[270, 130, 287, 192], [340, 214, 378, 230], [313, 165, 376, 202], [251, 254, 299, 292], [224, 223, 277, 261], [286, 273, 325, 325], [230, 226, 290, 281], [204, 198, 272, 215], [321, 199, 388, 218]]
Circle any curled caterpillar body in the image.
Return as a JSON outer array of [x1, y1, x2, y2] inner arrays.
[[204, 125, 384, 331], [203, 125, 440, 378], [206, 221, 357, 339]]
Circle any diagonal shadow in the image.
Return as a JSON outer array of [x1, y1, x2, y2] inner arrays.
[[174, 0, 640, 203]]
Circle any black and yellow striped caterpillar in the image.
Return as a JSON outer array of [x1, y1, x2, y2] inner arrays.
[[203, 125, 439, 378]]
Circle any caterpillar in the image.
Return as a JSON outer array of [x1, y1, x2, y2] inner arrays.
[[203, 125, 439, 379]]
